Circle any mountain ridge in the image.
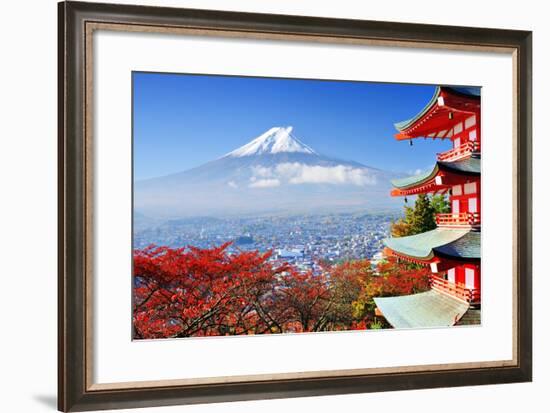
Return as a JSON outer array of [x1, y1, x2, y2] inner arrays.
[[135, 127, 402, 219], [223, 126, 317, 158]]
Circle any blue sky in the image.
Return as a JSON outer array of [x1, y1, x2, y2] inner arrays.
[[133, 72, 450, 180]]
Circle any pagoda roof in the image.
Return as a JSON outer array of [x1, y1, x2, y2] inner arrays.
[[434, 230, 480, 259], [384, 228, 469, 260], [442, 154, 481, 174], [456, 308, 481, 326], [384, 228, 480, 261], [446, 86, 481, 98], [374, 290, 470, 329], [394, 86, 481, 140], [394, 87, 440, 132], [391, 168, 436, 190], [391, 155, 480, 193]]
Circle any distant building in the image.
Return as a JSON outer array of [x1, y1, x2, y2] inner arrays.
[[234, 235, 254, 245], [375, 86, 481, 329], [370, 251, 384, 270], [276, 249, 304, 259]]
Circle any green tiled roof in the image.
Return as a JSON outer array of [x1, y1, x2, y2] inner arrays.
[[391, 156, 480, 190], [456, 308, 481, 326], [374, 290, 470, 329], [384, 228, 470, 259], [440, 155, 481, 174], [394, 86, 481, 132], [447, 86, 481, 98], [394, 87, 440, 132], [434, 230, 481, 259], [391, 166, 437, 189]]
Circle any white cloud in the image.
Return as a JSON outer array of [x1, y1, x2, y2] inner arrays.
[[250, 166, 273, 178], [227, 181, 238, 188], [248, 162, 376, 188], [249, 178, 281, 188], [409, 165, 432, 176]]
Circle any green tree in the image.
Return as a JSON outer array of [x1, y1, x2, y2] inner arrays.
[[431, 194, 451, 214], [408, 194, 435, 234], [390, 194, 450, 237]]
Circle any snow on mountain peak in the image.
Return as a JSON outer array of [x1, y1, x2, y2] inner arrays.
[[225, 127, 318, 157]]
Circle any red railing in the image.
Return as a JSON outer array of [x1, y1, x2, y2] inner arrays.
[[436, 212, 480, 227], [437, 141, 480, 162], [430, 275, 480, 304]]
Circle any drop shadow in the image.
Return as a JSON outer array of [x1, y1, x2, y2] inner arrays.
[[33, 394, 57, 409]]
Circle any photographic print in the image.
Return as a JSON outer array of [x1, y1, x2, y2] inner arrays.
[[58, 5, 531, 409], [132, 73, 481, 339]]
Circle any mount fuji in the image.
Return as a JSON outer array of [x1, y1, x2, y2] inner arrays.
[[135, 127, 402, 219]]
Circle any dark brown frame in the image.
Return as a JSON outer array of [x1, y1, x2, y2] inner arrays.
[[58, 1, 532, 411]]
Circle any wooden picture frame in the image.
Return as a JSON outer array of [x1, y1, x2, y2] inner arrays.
[[58, 1, 532, 411]]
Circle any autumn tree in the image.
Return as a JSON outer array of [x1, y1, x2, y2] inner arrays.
[[352, 257, 431, 324], [133, 242, 290, 339], [133, 243, 371, 338], [322, 260, 374, 330], [275, 269, 332, 333], [274, 260, 375, 333], [390, 214, 412, 237]]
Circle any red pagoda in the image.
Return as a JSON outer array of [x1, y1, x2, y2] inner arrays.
[[374, 86, 481, 329]]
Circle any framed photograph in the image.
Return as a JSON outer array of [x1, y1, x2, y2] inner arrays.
[[58, 1, 532, 411]]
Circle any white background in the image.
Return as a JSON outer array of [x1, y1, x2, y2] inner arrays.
[[0, 0, 546, 412], [94, 30, 513, 383]]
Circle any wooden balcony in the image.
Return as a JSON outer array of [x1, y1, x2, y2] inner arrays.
[[430, 275, 480, 304], [437, 141, 480, 162], [436, 212, 481, 227]]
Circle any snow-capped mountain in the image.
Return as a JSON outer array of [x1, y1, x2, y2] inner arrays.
[[135, 127, 402, 219], [224, 126, 317, 157]]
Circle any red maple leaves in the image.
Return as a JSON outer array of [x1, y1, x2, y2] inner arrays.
[[133, 242, 287, 338], [133, 244, 430, 339]]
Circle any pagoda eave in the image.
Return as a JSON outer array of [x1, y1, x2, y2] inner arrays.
[[383, 228, 479, 265], [391, 182, 448, 197], [394, 86, 481, 141], [391, 170, 477, 197], [383, 247, 434, 265], [374, 290, 471, 329], [384, 247, 475, 272]]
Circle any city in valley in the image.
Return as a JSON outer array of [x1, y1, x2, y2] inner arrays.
[[134, 211, 399, 273]]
